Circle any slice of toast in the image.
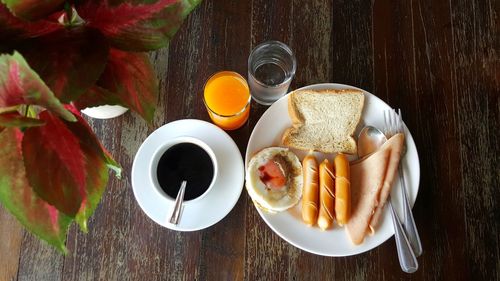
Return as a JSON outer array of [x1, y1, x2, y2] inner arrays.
[[282, 89, 364, 154]]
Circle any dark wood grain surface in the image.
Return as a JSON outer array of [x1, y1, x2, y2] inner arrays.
[[1, 0, 498, 280]]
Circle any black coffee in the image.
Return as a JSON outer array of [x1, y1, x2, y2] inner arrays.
[[156, 142, 214, 200]]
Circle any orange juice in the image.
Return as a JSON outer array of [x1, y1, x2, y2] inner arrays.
[[204, 71, 251, 130]]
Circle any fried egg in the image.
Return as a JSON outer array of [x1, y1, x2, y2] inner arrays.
[[246, 147, 303, 213]]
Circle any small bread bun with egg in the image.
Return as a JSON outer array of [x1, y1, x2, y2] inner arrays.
[[246, 147, 303, 213]]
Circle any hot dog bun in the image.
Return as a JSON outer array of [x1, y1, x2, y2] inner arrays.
[[301, 153, 319, 226], [334, 153, 351, 226], [317, 159, 335, 230]]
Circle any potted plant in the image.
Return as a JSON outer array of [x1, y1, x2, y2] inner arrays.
[[0, 0, 201, 253]]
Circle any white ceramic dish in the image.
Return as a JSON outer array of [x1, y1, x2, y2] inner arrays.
[[132, 119, 245, 231], [81, 105, 128, 119], [245, 83, 420, 256]]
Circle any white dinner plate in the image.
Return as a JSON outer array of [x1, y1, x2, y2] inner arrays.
[[132, 119, 245, 231], [245, 83, 420, 256]]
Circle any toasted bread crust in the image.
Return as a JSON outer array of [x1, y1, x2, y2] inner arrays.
[[287, 90, 303, 126]]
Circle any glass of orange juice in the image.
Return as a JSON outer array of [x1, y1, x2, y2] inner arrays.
[[203, 71, 251, 130]]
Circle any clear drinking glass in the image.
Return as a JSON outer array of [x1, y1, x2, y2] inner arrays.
[[248, 41, 296, 105]]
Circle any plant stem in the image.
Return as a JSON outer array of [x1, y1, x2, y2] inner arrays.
[[64, 2, 72, 19], [0, 106, 20, 114]]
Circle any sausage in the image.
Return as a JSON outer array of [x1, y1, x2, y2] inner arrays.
[[317, 159, 335, 230], [334, 153, 351, 226], [301, 153, 319, 226]]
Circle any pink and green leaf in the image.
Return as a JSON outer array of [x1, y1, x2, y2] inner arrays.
[[103, 149, 122, 180], [22, 111, 86, 216], [63, 109, 120, 231], [64, 104, 122, 180], [0, 111, 45, 127], [0, 128, 72, 253], [0, 3, 62, 41], [72, 85, 123, 110], [68, 103, 123, 179], [77, 0, 201, 51], [22, 108, 120, 231], [0, 51, 76, 121], [0, 0, 65, 21], [18, 27, 109, 103], [95, 48, 158, 123]]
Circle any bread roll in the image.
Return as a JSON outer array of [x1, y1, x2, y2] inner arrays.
[[334, 153, 351, 226], [301, 153, 319, 226], [317, 159, 335, 230]]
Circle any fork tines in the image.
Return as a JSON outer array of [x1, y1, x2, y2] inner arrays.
[[383, 108, 404, 138], [384, 108, 408, 158]]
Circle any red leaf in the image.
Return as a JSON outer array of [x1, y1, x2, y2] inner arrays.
[[0, 51, 76, 121], [0, 3, 62, 41], [22, 111, 86, 216], [77, 0, 201, 51], [0, 111, 45, 127], [0, 128, 72, 253], [18, 27, 109, 103], [22, 108, 121, 231], [95, 48, 158, 123], [1, 0, 65, 21], [102, 147, 122, 179], [72, 85, 122, 110], [62, 107, 121, 231]]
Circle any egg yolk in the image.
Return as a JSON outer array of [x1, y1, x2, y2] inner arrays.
[[258, 160, 286, 189]]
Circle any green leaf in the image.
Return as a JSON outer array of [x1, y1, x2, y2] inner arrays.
[[1, 0, 65, 21], [0, 128, 71, 253], [95, 48, 158, 123], [0, 51, 76, 121], [0, 111, 45, 127], [77, 0, 202, 51], [18, 27, 109, 103]]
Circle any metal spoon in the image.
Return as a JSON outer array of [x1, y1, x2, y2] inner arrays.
[[358, 126, 389, 158], [169, 180, 187, 225], [358, 126, 418, 273]]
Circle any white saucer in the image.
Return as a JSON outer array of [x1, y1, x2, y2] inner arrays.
[[131, 119, 245, 231]]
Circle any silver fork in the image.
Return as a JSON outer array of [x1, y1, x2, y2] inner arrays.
[[385, 109, 423, 257], [383, 109, 418, 273]]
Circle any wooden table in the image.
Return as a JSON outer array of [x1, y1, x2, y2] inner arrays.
[[1, 0, 498, 280]]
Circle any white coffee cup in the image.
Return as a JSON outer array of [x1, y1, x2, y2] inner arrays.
[[149, 136, 218, 205]]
